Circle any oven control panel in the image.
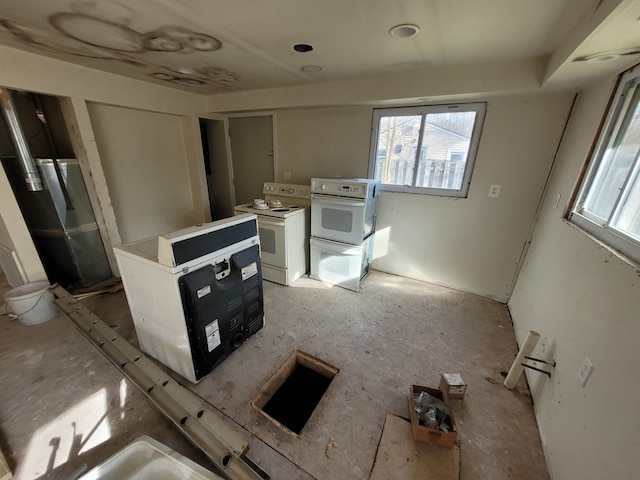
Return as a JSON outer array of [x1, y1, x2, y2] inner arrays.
[[263, 183, 310, 198], [311, 178, 379, 199], [317, 184, 361, 194]]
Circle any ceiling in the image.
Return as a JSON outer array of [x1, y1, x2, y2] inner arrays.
[[1, 0, 639, 96]]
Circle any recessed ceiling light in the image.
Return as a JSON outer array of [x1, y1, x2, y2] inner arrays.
[[389, 24, 420, 38], [584, 53, 620, 63], [301, 65, 322, 72], [293, 43, 313, 53], [573, 49, 640, 63]]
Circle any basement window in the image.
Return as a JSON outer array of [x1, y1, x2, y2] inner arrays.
[[368, 103, 486, 197], [570, 65, 640, 264]]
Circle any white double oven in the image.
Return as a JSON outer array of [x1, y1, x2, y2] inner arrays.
[[234, 183, 310, 285], [310, 178, 380, 291]]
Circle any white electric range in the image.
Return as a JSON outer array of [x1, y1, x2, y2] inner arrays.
[[234, 183, 310, 285]]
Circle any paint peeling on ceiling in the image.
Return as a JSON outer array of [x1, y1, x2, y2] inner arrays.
[[0, 0, 241, 92]]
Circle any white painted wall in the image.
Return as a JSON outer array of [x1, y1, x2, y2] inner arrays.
[[206, 59, 542, 112], [374, 94, 575, 301], [508, 78, 640, 480], [271, 94, 573, 301], [87, 103, 199, 244], [275, 107, 372, 183]]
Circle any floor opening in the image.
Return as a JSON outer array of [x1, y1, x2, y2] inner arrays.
[[252, 350, 338, 435]]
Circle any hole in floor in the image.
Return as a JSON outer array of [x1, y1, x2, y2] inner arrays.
[[252, 350, 339, 435]]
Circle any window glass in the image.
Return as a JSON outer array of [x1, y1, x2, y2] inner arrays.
[[375, 115, 421, 186], [369, 103, 486, 197], [571, 66, 640, 263]]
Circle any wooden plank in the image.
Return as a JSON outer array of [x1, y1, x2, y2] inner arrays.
[[369, 414, 460, 480]]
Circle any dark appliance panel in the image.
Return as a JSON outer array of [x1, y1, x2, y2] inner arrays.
[[179, 244, 264, 381]]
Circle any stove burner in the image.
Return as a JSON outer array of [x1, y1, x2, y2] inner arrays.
[[271, 208, 290, 212], [252, 204, 269, 210]]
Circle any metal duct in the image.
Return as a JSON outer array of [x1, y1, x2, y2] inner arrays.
[[32, 92, 73, 209], [0, 87, 43, 191]]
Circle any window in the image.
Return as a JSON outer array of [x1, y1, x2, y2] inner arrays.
[[570, 66, 640, 264], [369, 103, 486, 196]]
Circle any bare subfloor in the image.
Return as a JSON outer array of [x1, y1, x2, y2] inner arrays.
[[0, 271, 549, 479]]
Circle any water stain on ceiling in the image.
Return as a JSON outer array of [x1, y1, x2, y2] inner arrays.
[[0, 1, 240, 91]]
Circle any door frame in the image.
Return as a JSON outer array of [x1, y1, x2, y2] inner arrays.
[[224, 111, 277, 206]]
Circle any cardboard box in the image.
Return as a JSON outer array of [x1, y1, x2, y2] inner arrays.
[[408, 385, 457, 448], [439, 373, 467, 399]]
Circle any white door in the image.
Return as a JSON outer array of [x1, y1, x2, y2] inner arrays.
[[228, 116, 274, 205]]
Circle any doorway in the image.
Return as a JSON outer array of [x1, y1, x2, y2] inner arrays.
[[228, 115, 274, 205], [200, 118, 234, 220]]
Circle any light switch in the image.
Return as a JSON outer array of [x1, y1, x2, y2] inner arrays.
[[284, 171, 291, 180]]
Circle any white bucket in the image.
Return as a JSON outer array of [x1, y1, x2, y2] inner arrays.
[[4, 281, 58, 326]]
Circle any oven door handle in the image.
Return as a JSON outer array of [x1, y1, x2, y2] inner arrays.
[[310, 238, 360, 253], [311, 194, 366, 208], [258, 217, 286, 227]]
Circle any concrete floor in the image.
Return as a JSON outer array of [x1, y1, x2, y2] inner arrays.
[[0, 270, 549, 479]]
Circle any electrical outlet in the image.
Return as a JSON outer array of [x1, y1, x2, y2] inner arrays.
[[488, 184, 501, 198], [284, 171, 291, 180], [577, 357, 594, 387]]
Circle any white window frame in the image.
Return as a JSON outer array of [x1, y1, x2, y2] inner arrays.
[[368, 102, 487, 197], [570, 65, 640, 265]]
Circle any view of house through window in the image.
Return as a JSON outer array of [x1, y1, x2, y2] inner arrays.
[[369, 103, 486, 196], [571, 65, 640, 263]]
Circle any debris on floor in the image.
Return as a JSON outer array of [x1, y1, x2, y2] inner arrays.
[[325, 437, 336, 459], [439, 373, 467, 399], [72, 280, 123, 301], [409, 385, 458, 449]]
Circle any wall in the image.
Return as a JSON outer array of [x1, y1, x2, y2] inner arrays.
[[86, 103, 199, 244], [275, 106, 372, 182], [508, 78, 640, 479], [375, 94, 575, 301], [0, 169, 46, 284], [272, 94, 573, 301], [207, 59, 542, 112]]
